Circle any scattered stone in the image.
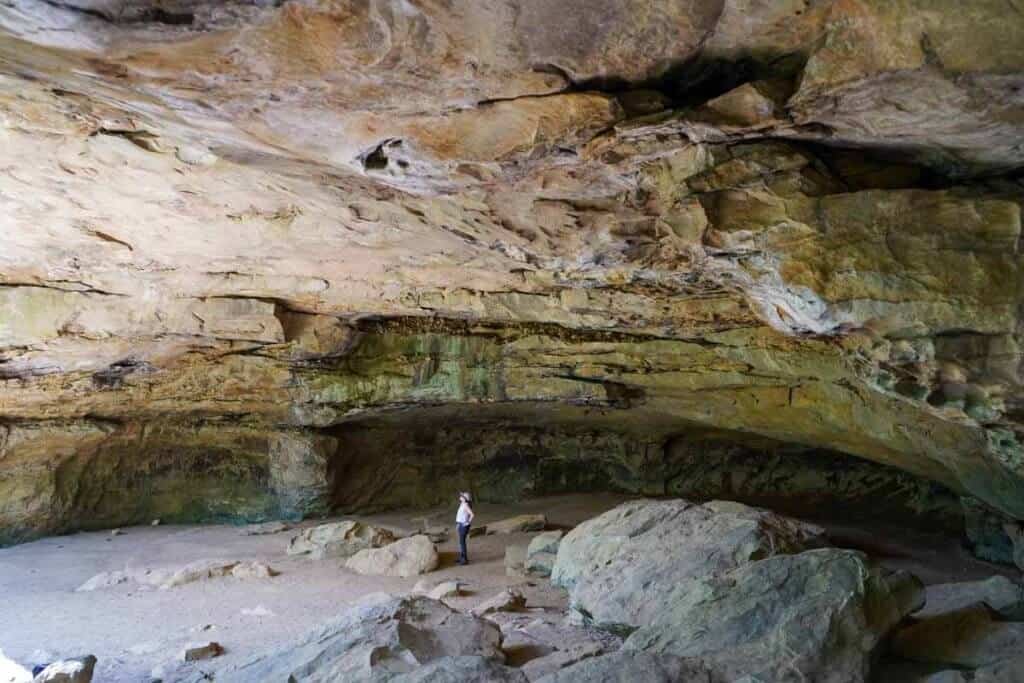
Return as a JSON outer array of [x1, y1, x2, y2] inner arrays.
[[472, 588, 527, 617], [413, 578, 462, 600], [181, 642, 224, 662], [423, 525, 450, 543], [241, 606, 274, 617], [150, 519, 161, 526], [345, 535, 438, 577], [623, 549, 923, 682], [109, 528, 122, 536], [505, 545, 528, 578], [469, 526, 487, 538], [551, 499, 825, 631], [535, 651, 708, 683], [240, 521, 292, 536], [286, 520, 397, 560], [526, 531, 564, 578], [917, 576, 1024, 619], [487, 515, 547, 535], [221, 594, 504, 681], [892, 603, 1024, 668], [31, 655, 96, 683]]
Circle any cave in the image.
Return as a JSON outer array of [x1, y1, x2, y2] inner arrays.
[[2, 1, 1024, 681]]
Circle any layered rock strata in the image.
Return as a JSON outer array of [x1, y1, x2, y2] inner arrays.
[[1, 0, 1023, 541]]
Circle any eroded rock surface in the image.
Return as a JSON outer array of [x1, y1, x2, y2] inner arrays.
[[551, 499, 825, 631], [286, 520, 398, 560], [344, 535, 438, 577], [219, 594, 504, 681], [0, 0, 1023, 558]]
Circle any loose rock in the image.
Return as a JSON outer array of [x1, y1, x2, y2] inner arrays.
[[916, 576, 1024, 619], [526, 531, 564, 578], [535, 650, 707, 683], [31, 655, 96, 683], [413, 578, 462, 600], [505, 545, 528, 578], [345, 535, 438, 577], [488, 515, 547, 535], [892, 603, 1024, 668], [286, 520, 398, 560], [182, 642, 224, 662], [220, 594, 503, 681], [472, 588, 527, 617]]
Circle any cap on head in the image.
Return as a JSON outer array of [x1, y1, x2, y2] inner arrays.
[[460, 492, 472, 503]]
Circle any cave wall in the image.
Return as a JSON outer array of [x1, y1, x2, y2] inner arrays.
[[1, 0, 1024, 543]]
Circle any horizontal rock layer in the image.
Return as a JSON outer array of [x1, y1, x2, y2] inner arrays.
[[1, 0, 1023, 541]]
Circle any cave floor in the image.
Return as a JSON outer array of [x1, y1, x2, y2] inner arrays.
[[0, 493, 1014, 683]]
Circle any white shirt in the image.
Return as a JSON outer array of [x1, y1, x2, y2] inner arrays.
[[456, 502, 473, 525]]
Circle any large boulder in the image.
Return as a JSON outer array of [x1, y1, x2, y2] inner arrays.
[[919, 654, 1024, 682], [550, 499, 825, 631], [31, 656, 96, 683], [526, 531, 564, 578], [389, 656, 527, 682], [623, 549, 923, 683], [221, 594, 504, 681], [286, 520, 399, 560], [892, 604, 1024, 669], [345, 535, 439, 577], [535, 651, 708, 683], [917, 576, 1024, 619]]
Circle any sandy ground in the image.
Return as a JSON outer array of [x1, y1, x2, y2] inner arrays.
[[0, 493, 1015, 682]]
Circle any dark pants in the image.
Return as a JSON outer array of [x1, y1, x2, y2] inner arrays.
[[457, 523, 470, 562]]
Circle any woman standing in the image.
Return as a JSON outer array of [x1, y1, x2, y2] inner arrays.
[[455, 492, 474, 565]]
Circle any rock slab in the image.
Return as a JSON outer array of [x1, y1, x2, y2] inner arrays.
[[345, 535, 438, 577]]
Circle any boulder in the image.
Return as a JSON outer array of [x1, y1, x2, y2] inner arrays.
[[388, 656, 527, 682], [919, 654, 1024, 682], [551, 499, 825, 631], [917, 576, 1024, 619], [505, 545, 528, 578], [624, 549, 923, 683], [31, 656, 96, 683], [220, 594, 504, 681], [76, 559, 278, 591], [892, 604, 1024, 668], [535, 651, 708, 683], [346, 535, 438, 577], [497, 614, 622, 678], [472, 588, 527, 617], [240, 521, 292, 536], [488, 515, 547, 535], [286, 520, 398, 560], [413, 578, 462, 600], [526, 531, 564, 578], [181, 642, 224, 662]]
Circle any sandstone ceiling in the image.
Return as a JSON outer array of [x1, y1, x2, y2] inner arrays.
[[1, 0, 1024, 542]]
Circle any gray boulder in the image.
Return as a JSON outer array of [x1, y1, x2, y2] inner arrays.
[[389, 656, 527, 682], [526, 531, 564, 578], [917, 576, 1024, 619], [892, 603, 1024, 668], [623, 549, 923, 683], [919, 654, 1024, 682], [286, 520, 398, 560], [550, 499, 825, 631], [346, 535, 438, 577], [220, 594, 504, 682], [32, 656, 96, 683], [472, 588, 527, 617], [535, 651, 709, 683]]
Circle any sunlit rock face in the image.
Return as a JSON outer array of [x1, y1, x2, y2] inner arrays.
[[1, 0, 1023, 543]]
